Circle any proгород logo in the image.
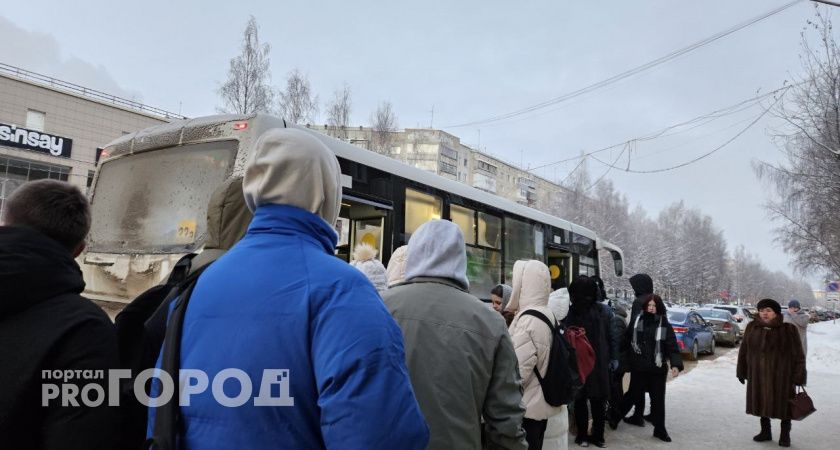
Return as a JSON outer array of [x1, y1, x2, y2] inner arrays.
[[41, 369, 295, 408]]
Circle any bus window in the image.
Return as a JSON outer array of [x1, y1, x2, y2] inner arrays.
[[467, 246, 501, 299], [547, 248, 572, 290], [504, 216, 537, 281], [335, 198, 389, 263], [404, 188, 441, 236], [478, 212, 501, 249], [451, 204, 476, 245]]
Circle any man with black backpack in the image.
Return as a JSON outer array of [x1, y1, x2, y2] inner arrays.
[[114, 177, 252, 449], [507, 260, 571, 450]]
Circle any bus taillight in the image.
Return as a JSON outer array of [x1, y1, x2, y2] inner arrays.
[[233, 122, 248, 130]]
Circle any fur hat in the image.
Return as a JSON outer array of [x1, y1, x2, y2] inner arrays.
[[756, 298, 782, 316]]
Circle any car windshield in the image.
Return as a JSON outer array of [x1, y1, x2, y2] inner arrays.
[[667, 311, 687, 323], [698, 309, 729, 319]]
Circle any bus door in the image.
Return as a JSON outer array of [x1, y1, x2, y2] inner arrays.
[[335, 193, 392, 263], [546, 245, 572, 291]]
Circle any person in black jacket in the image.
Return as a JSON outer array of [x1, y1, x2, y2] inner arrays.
[[622, 294, 683, 442], [564, 276, 612, 448], [622, 273, 655, 422], [0, 180, 119, 450]]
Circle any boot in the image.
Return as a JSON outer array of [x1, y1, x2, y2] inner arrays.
[[753, 417, 771, 442], [779, 420, 791, 447], [623, 414, 645, 427], [653, 428, 672, 442]]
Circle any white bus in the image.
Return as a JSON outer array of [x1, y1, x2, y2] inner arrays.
[[82, 114, 624, 303]]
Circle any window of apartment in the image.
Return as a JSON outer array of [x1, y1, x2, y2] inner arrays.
[[86, 170, 96, 193], [439, 160, 458, 175], [476, 160, 498, 175], [26, 110, 46, 131], [463, 158, 467, 167]]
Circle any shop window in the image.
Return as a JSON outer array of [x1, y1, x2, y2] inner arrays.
[[404, 188, 441, 236], [26, 110, 46, 131]]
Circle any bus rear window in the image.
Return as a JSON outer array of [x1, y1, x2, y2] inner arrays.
[[87, 141, 237, 254]]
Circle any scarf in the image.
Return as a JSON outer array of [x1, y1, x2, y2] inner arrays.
[[631, 313, 667, 368]]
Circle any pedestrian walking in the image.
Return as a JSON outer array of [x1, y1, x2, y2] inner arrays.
[[563, 276, 612, 448], [383, 219, 528, 450], [737, 298, 807, 448], [147, 128, 428, 449], [621, 294, 683, 442], [0, 180, 119, 450], [350, 242, 388, 293], [783, 299, 809, 354], [507, 260, 566, 450]]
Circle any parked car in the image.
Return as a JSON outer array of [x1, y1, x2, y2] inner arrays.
[[712, 305, 752, 336], [696, 309, 739, 346], [666, 308, 716, 360]]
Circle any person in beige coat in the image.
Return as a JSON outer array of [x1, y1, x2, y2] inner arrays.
[[507, 260, 567, 450]]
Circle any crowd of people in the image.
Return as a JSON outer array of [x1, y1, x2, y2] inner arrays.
[[0, 127, 809, 449]]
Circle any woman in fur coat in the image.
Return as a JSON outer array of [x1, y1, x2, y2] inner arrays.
[[736, 298, 806, 448]]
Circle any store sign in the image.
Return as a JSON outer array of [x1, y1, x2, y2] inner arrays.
[[0, 123, 72, 158]]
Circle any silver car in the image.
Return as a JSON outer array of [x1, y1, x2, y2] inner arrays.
[[697, 309, 739, 346], [712, 305, 753, 337]]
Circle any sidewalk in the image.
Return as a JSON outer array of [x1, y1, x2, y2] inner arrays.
[[572, 321, 840, 449]]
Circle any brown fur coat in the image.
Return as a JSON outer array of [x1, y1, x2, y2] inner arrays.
[[736, 315, 807, 419]]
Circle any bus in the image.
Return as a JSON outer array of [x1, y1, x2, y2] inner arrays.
[[82, 114, 624, 303]]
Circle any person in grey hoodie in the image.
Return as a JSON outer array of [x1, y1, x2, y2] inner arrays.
[[784, 300, 809, 354], [383, 220, 528, 450]]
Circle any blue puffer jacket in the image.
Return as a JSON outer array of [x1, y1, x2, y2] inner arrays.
[[148, 204, 429, 449]]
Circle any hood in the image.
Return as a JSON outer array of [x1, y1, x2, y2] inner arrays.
[[404, 220, 469, 290], [243, 128, 342, 234], [548, 287, 570, 321], [494, 284, 513, 310], [629, 273, 653, 296], [0, 226, 85, 317], [204, 177, 252, 251], [507, 260, 550, 312], [386, 245, 409, 287], [569, 275, 598, 314]]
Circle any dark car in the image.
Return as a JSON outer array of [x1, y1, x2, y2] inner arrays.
[[666, 308, 716, 360], [696, 309, 739, 346]]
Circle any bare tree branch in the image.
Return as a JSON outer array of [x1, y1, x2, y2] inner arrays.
[[217, 16, 274, 114]]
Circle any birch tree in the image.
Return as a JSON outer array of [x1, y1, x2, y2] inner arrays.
[[218, 16, 274, 114], [278, 69, 319, 124]]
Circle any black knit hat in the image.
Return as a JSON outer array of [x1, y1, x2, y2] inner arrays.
[[629, 273, 653, 296], [756, 298, 782, 316]]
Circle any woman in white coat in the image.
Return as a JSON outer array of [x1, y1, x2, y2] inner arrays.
[[507, 260, 567, 450]]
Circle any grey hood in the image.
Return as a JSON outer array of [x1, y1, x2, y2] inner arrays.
[[404, 220, 469, 290], [242, 127, 342, 230]]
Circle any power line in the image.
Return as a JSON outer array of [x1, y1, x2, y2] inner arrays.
[[589, 88, 787, 174], [442, 0, 803, 129], [527, 83, 796, 172]]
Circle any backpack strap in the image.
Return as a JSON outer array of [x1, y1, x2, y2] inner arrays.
[[166, 253, 197, 285], [146, 263, 210, 450], [521, 309, 556, 331]]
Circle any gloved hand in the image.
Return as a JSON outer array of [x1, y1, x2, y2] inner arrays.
[[738, 378, 745, 385], [609, 360, 619, 372]]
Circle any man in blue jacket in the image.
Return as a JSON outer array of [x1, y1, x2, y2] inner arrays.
[[150, 127, 428, 449]]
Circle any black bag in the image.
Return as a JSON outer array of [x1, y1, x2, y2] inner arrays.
[[521, 310, 582, 406], [789, 386, 816, 421]]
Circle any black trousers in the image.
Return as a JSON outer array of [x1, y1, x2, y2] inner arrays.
[[628, 370, 667, 431], [574, 395, 606, 443], [522, 418, 547, 450], [622, 371, 649, 418]]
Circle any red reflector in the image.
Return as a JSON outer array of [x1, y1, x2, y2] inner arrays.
[[673, 326, 688, 334], [678, 340, 685, 350], [723, 322, 732, 330], [233, 122, 248, 130]]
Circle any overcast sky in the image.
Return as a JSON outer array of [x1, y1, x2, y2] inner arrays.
[[1, 0, 830, 285]]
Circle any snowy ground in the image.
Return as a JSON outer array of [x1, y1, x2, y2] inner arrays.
[[571, 321, 840, 449]]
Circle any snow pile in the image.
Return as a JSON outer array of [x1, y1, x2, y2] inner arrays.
[[806, 321, 840, 374]]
